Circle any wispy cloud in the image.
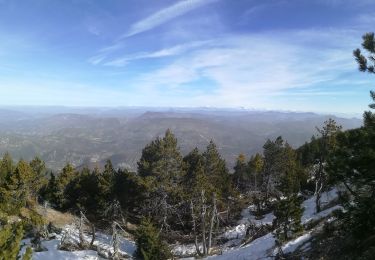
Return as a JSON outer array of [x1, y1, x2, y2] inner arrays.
[[103, 41, 210, 67], [88, 54, 106, 65], [121, 0, 219, 38], [124, 28, 369, 111]]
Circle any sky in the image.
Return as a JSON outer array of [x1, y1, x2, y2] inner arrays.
[[0, 0, 375, 115]]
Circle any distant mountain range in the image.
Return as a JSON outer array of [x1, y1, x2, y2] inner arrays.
[[0, 107, 362, 172]]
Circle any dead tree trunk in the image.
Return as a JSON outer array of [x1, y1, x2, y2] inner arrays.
[[79, 212, 86, 249], [191, 200, 202, 256], [208, 193, 217, 254], [90, 224, 96, 247], [112, 222, 119, 260], [191, 190, 219, 257], [201, 190, 207, 256], [314, 161, 324, 213]]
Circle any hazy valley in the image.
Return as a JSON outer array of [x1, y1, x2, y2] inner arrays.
[[0, 107, 361, 171]]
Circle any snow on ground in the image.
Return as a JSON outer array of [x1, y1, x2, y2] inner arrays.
[[20, 224, 136, 259], [221, 207, 275, 242], [208, 188, 342, 259], [301, 188, 342, 224], [173, 243, 201, 257], [90, 230, 136, 257], [281, 232, 312, 254], [18, 188, 342, 260], [208, 233, 275, 260], [61, 224, 136, 257], [32, 240, 98, 260]]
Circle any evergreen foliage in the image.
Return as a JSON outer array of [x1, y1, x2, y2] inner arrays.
[[232, 153, 249, 192], [273, 142, 304, 242], [202, 140, 231, 197], [134, 218, 171, 260], [247, 153, 264, 190], [327, 92, 375, 258], [274, 194, 303, 242], [137, 129, 185, 231], [0, 223, 24, 260], [310, 31, 375, 259], [22, 247, 33, 260], [353, 32, 375, 73]]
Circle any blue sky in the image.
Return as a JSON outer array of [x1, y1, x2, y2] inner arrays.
[[0, 0, 374, 115]]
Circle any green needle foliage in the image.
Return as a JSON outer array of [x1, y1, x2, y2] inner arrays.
[[134, 218, 171, 260], [0, 223, 24, 260]]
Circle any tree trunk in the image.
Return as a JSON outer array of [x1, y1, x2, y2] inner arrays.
[[112, 222, 119, 260], [315, 160, 324, 213], [208, 193, 217, 254], [190, 200, 202, 256], [79, 212, 85, 249], [201, 190, 207, 256], [90, 224, 96, 247]]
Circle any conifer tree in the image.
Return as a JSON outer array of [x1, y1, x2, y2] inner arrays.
[[134, 218, 171, 260], [261, 136, 285, 203], [324, 34, 375, 257], [0, 223, 24, 260], [2, 160, 37, 212], [232, 153, 248, 192], [353, 32, 375, 74], [113, 168, 144, 222], [96, 160, 115, 213], [183, 148, 208, 194], [0, 153, 13, 184], [137, 130, 185, 231], [247, 153, 263, 190], [22, 247, 33, 260], [314, 119, 341, 212], [53, 163, 76, 209], [273, 143, 304, 242], [202, 140, 230, 197], [138, 129, 184, 185]]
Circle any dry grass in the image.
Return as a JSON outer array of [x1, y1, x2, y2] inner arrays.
[[36, 205, 75, 228]]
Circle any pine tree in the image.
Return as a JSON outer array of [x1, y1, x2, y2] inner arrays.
[[183, 148, 208, 194], [314, 119, 341, 212], [22, 247, 33, 260], [247, 153, 263, 190], [137, 130, 185, 231], [113, 168, 144, 222], [0, 223, 24, 260], [328, 91, 375, 257], [138, 129, 184, 186], [273, 143, 304, 242], [96, 160, 114, 213], [2, 160, 37, 212], [202, 140, 230, 197], [0, 153, 13, 184], [353, 32, 375, 74], [261, 136, 285, 203], [319, 33, 375, 258], [54, 163, 76, 209], [29, 156, 47, 201], [232, 153, 248, 193], [134, 218, 171, 260], [274, 194, 303, 242], [41, 172, 59, 206]]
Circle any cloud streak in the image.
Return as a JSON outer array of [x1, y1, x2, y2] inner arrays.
[[121, 0, 219, 38], [124, 28, 370, 112], [102, 41, 210, 67]]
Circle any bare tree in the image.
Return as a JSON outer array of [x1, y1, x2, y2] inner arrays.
[[191, 190, 219, 257], [111, 221, 120, 260]]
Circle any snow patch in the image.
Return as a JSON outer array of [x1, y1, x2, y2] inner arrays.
[[209, 233, 275, 260]]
